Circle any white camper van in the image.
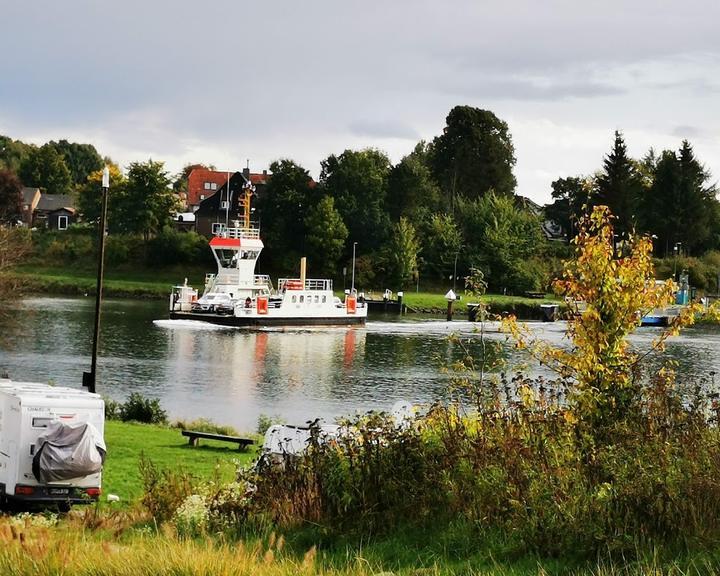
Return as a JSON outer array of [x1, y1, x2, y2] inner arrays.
[[0, 379, 105, 508]]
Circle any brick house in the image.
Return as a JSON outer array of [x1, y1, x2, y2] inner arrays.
[[21, 187, 41, 226], [194, 169, 268, 237], [187, 167, 269, 212]]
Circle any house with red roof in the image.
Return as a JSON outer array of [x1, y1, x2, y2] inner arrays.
[[194, 169, 268, 237], [186, 167, 269, 212]]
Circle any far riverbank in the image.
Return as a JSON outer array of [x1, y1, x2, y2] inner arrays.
[[7, 265, 563, 317]]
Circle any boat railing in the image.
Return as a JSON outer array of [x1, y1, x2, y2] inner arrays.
[[215, 227, 260, 240], [254, 275, 274, 290], [278, 278, 333, 291]]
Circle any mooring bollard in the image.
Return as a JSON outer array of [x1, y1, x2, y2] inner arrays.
[[445, 289, 457, 321]]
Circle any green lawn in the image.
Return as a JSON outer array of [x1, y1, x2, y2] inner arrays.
[[12, 264, 207, 299], [400, 290, 560, 313], [103, 421, 258, 504]]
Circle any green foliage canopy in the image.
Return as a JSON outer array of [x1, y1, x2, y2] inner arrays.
[[304, 195, 348, 277], [0, 169, 22, 224], [430, 105, 517, 205], [18, 143, 73, 194], [321, 148, 392, 252], [116, 160, 177, 239]]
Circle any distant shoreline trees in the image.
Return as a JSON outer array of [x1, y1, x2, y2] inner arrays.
[[2, 105, 719, 293]]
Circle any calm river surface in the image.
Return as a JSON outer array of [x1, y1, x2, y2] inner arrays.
[[1, 296, 719, 431]]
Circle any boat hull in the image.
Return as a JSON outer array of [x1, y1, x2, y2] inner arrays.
[[170, 310, 366, 327]]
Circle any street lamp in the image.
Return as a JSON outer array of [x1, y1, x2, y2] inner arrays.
[[83, 166, 110, 394], [452, 246, 462, 292], [673, 242, 682, 281], [350, 242, 357, 294]]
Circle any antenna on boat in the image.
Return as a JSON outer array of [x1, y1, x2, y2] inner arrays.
[[242, 179, 256, 229]]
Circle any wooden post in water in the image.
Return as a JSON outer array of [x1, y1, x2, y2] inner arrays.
[[445, 289, 456, 322]]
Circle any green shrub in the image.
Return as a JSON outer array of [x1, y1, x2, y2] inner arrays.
[[105, 234, 144, 266], [145, 229, 210, 267], [172, 418, 238, 437], [256, 414, 285, 436], [103, 396, 121, 420], [119, 393, 167, 424], [139, 455, 197, 523]]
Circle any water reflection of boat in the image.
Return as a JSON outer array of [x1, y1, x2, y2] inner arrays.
[[168, 179, 366, 327]]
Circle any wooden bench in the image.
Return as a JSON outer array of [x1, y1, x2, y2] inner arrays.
[[181, 430, 255, 451]]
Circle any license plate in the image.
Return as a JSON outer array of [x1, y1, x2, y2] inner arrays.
[[49, 488, 69, 496]]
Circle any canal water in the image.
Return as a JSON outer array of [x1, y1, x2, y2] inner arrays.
[[0, 296, 719, 432]]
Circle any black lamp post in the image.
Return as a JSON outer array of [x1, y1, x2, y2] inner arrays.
[[83, 167, 110, 394]]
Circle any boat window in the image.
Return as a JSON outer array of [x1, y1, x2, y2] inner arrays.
[[314, 295, 319, 303], [32, 417, 53, 428], [215, 249, 236, 267], [292, 295, 297, 303], [300, 295, 305, 303], [322, 295, 327, 303]]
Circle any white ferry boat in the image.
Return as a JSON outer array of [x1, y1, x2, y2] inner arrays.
[[169, 183, 366, 327]]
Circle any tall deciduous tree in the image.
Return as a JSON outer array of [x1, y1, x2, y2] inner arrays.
[[0, 169, 22, 224], [48, 140, 103, 187], [420, 213, 462, 281], [545, 176, 593, 240], [387, 142, 440, 224], [19, 144, 73, 194], [77, 163, 126, 227], [457, 193, 545, 293], [117, 160, 176, 239], [595, 131, 642, 236], [0, 136, 32, 174], [430, 105, 517, 207], [385, 217, 420, 289], [321, 148, 392, 252], [257, 159, 317, 269], [304, 196, 348, 277]]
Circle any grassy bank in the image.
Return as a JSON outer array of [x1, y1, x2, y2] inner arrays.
[[0, 420, 714, 574], [401, 290, 561, 316], [10, 265, 207, 299]]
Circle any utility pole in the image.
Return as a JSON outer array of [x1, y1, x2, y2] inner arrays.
[[83, 167, 110, 394]]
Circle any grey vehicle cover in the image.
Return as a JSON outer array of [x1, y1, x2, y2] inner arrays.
[[32, 420, 106, 483]]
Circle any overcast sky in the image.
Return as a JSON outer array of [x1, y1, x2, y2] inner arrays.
[[2, 0, 719, 203]]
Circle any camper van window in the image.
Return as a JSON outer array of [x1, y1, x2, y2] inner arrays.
[[32, 417, 52, 428]]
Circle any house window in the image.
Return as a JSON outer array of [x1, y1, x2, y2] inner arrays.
[[58, 215, 69, 230], [210, 182, 218, 190], [211, 223, 225, 235], [200, 194, 205, 200], [204, 182, 211, 190]]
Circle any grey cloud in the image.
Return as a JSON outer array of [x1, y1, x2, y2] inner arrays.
[[671, 125, 703, 139], [438, 77, 625, 102], [347, 121, 420, 140]]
